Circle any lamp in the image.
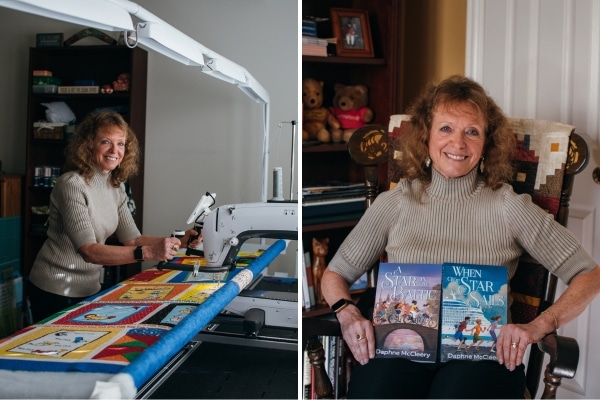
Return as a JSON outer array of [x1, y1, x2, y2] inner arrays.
[[109, 0, 272, 200], [0, 0, 133, 31], [133, 21, 205, 66], [239, 75, 270, 104], [202, 56, 248, 84], [1, 0, 273, 201]]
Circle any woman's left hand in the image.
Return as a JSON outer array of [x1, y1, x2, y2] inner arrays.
[[496, 322, 546, 370]]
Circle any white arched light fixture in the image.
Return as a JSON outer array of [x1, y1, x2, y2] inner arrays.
[[0, 0, 271, 201]]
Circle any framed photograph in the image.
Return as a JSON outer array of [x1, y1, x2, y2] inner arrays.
[[330, 8, 374, 58]]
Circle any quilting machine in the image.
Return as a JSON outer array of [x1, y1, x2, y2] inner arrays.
[[158, 192, 298, 337], [135, 196, 298, 398]]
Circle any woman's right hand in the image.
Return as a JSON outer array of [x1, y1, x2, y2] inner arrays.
[[336, 305, 375, 365], [146, 237, 181, 261]]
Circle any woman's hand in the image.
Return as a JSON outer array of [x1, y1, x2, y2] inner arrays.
[[145, 237, 182, 261], [496, 321, 547, 370], [336, 305, 376, 365]]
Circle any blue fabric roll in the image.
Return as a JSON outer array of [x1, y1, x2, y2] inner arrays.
[[120, 239, 287, 390]]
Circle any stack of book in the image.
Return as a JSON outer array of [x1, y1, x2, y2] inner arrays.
[[302, 36, 336, 57], [302, 182, 366, 221]]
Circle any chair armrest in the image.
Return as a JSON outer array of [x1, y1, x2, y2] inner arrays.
[[537, 333, 579, 379], [302, 317, 342, 344]]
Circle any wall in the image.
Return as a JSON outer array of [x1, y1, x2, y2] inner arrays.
[[0, 1, 299, 276], [466, 0, 600, 397], [399, 0, 466, 112]]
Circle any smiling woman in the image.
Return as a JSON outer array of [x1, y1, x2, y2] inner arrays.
[[27, 109, 200, 323], [319, 75, 600, 399]]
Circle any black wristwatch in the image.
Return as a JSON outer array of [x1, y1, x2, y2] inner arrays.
[[331, 298, 354, 314], [134, 246, 144, 261]]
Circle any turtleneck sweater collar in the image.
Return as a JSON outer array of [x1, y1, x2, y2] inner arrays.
[[425, 167, 482, 200], [89, 167, 112, 186]]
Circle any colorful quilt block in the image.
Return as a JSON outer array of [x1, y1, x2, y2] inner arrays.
[[51, 303, 162, 326]]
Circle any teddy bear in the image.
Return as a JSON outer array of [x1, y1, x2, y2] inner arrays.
[[112, 73, 130, 92], [302, 78, 340, 143], [329, 84, 374, 143]]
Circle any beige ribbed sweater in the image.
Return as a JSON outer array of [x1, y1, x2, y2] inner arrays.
[[329, 168, 596, 289], [29, 170, 140, 297]]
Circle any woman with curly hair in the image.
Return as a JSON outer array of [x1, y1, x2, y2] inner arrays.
[[320, 75, 600, 398], [28, 109, 198, 323]]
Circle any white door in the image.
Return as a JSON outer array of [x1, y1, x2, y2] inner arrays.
[[467, 1, 600, 398]]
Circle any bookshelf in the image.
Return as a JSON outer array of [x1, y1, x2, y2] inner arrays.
[[23, 45, 147, 286], [302, 0, 402, 318]]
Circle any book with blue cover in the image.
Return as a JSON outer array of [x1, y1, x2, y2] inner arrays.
[[439, 262, 508, 362], [372, 263, 442, 363]]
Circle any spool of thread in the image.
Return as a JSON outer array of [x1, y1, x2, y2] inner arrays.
[[272, 167, 284, 201]]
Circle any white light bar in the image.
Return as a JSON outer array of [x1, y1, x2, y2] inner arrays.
[[0, 0, 133, 31], [202, 57, 248, 84], [136, 22, 205, 66]]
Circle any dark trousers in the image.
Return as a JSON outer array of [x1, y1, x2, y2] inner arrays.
[[27, 281, 88, 324], [347, 357, 526, 399]]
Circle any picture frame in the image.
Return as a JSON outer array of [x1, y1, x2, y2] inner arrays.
[[330, 8, 374, 58]]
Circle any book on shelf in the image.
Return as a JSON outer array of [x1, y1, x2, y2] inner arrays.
[[372, 263, 442, 363], [58, 85, 99, 94], [303, 348, 312, 399], [302, 44, 327, 57], [302, 36, 337, 46], [439, 262, 508, 362], [302, 16, 329, 38], [303, 182, 366, 200], [302, 250, 316, 309], [302, 196, 365, 219], [306, 335, 347, 399], [302, 17, 318, 37]]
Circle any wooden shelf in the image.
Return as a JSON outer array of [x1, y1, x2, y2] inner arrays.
[[302, 1, 402, 332], [302, 55, 387, 65], [302, 216, 362, 231], [302, 142, 349, 153], [23, 46, 148, 279], [303, 303, 333, 318]]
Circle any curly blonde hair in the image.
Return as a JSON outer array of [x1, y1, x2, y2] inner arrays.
[[64, 109, 140, 187], [396, 75, 515, 189]]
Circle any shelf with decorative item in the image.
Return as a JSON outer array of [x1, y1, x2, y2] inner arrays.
[[302, 55, 386, 65]]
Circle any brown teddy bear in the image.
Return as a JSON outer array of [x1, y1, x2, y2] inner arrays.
[[302, 78, 340, 143], [329, 84, 374, 142]]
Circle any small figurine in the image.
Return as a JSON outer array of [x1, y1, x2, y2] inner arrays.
[[112, 73, 130, 92], [311, 237, 329, 305], [101, 84, 113, 94]]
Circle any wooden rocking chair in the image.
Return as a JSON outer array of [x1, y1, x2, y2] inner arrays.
[[303, 116, 589, 399]]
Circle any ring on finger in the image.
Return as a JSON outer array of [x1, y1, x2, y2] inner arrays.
[[356, 333, 366, 341], [510, 342, 518, 349]]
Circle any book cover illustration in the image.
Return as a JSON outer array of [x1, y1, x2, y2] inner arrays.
[[439, 262, 508, 362], [372, 263, 442, 363]]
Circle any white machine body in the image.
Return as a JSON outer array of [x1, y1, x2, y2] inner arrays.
[[201, 201, 298, 268]]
